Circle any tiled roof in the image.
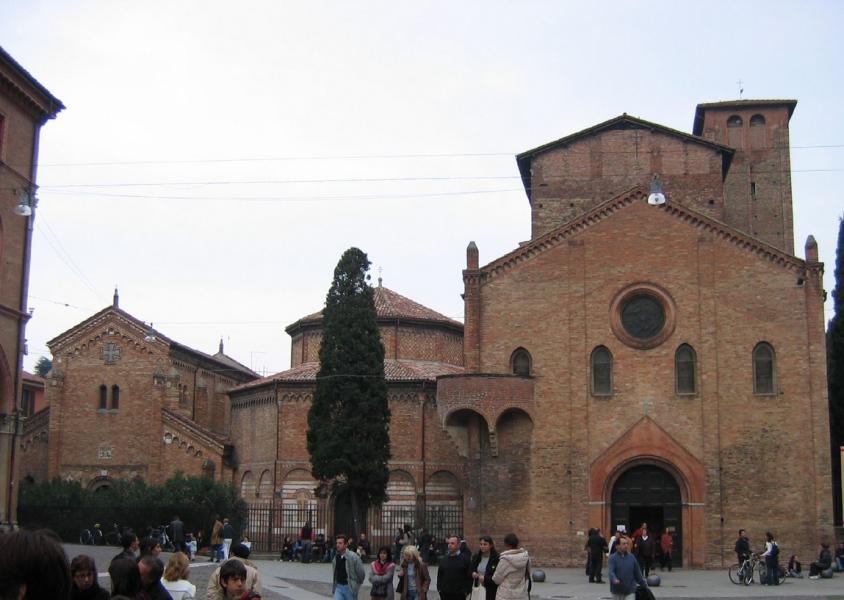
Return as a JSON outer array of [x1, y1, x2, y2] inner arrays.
[[232, 359, 465, 392], [287, 285, 462, 333], [22, 371, 46, 384], [0, 45, 64, 117]]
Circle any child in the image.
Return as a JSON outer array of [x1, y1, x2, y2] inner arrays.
[[219, 560, 261, 600]]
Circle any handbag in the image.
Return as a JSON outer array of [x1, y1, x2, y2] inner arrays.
[[396, 576, 405, 594], [371, 581, 388, 598], [470, 582, 483, 600]]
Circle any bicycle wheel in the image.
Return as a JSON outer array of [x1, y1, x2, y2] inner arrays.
[[756, 561, 767, 584], [93, 529, 104, 545], [106, 531, 120, 546], [728, 563, 743, 584], [80, 529, 92, 545]]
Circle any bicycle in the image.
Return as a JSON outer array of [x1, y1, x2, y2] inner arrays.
[[79, 523, 104, 545], [149, 524, 176, 552], [105, 522, 122, 546], [729, 552, 760, 585]]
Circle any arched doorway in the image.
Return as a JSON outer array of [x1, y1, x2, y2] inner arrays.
[[611, 464, 682, 566]]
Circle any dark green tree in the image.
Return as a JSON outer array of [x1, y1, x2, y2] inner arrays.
[[307, 248, 390, 539], [34, 356, 52, 377], [828, 215, 844, 525]]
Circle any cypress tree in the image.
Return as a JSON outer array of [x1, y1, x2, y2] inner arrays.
[[828, 216, 844, 525], [307, 248, 390, 539]]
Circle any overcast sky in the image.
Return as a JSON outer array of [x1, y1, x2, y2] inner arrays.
[[2, 0, 842, 376]]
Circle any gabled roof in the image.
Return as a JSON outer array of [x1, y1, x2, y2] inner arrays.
[[47, 305, 258, 380], [0, 45, 64, 120], [231, 359, 465, 393], [286, 284, 462, 335], [693, 99, 797, 135], [515, 114, 735, 201], [480, 185, 806, 282]]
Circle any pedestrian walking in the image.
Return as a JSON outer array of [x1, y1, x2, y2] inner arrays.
[[170, 515, 186, 554], [658, 529, 673, 572], [397, 544, 431, 600], [437, 535, 473, 600], [332, 534, 366, 600], [634, 526, 655, 577], [491, 533, 530, 600], [222, 518, 236, 561], [471, 535, 500, 600], [211, 516, 224, 562], [369, 546, 396, 600], [586, 528, 608, 583], [608, 536, 647, 600]]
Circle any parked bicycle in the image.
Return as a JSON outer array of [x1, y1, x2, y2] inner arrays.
[[104, 522, 122, 546], [79, 523, 104, 545], [729, 552, 785, 585]]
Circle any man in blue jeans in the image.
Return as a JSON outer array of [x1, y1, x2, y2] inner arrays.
[[332, 534, 365, 600]]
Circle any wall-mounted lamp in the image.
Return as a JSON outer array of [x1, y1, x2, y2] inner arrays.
[[647, 174, 666, 206], [144, 323, 156, 343], [14, 188, 36, 216]]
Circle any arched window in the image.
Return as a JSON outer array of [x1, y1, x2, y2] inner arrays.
[[99, 385, 107, 410], [111, 385, 120, 409], [675, 344, 697, 394], [753, 343, 775, 395], [749, 114, 766, 148], [727, 115, 743, 148], [591, 346, 613, 396], [511, 348, 532, 376]]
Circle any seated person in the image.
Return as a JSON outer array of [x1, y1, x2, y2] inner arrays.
[[786, 555, 802, 578], [835, 542, 844, 571], [281, 536, 295, 561], [809, 543, 832, 578]]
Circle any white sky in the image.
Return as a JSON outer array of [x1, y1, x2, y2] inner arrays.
[[2, 0, 842, 376]]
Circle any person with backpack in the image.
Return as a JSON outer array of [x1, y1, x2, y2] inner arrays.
[[760, 532, 780, 585]]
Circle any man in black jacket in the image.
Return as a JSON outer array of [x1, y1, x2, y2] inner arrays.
[[734, 529, 750, 564], [586, 528, 608, 583], [438, 535, 473, 600]]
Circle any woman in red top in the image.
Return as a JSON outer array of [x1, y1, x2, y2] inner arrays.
[[659, 530, 673, 572]]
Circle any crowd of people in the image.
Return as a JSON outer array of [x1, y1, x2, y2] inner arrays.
[[0, 513, 262, 600]]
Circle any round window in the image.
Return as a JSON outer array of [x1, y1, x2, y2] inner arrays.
[[610, 283, 676, 350], [620, 294, 665, 341]]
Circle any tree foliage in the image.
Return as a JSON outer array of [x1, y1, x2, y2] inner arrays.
[[33, 356, 52, 377], [307, 248, 390, 537], [18, 473, 246, 543], [828, 216, 844, 523]]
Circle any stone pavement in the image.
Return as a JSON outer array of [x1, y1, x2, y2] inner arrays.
[[62, 544, 842, 600]]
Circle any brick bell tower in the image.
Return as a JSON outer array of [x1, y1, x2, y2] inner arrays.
[[693, 99, 797, 255]]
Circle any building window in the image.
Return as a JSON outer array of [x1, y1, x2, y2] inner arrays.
[[749, 114, 766, 148], [99, 385, 108, 410], [675, 344, 697, 395], [727, 115, 743, 148], [511, 348, 532, 376], [111, 385, 120, 409], [753, 343, 775, 395], [21, 389, 34, 416], [750, 114, 765, 126], [591, 346, 613, 396]]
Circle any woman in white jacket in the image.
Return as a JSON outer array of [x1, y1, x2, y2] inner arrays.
[[491, 534, 530, 600]]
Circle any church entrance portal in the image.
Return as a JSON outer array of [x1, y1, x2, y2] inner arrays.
[[611, 464, 682, 567]]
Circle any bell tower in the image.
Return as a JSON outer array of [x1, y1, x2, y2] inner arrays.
[[693, 99, 797, 254]]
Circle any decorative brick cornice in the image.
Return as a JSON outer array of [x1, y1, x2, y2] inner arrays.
[[479, 186, 808, 283]]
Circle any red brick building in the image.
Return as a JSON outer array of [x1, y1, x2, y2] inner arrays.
[[18, 291, 257, 490], [18, 98, 833, 567], [0, 46, 62, 530], [227, 100, 830, 567]]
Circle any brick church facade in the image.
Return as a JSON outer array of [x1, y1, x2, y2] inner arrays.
[[17, 98, 834, 566]]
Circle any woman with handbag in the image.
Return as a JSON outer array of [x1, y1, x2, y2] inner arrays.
[[396, 545, 431, 600], [471, 536, 500, 600], [370, 546, 396, 600]]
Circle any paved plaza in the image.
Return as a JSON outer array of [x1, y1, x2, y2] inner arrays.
[[63, 544, 843, 600]]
